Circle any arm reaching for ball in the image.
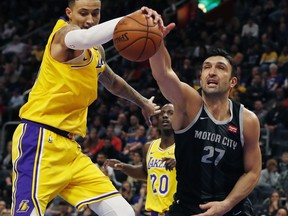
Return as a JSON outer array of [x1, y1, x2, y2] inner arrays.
[[64, 7, 164, 51]]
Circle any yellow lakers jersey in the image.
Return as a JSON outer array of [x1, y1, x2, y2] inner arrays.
[[20, 19, 106, 137], [146, 138, 176, 213]]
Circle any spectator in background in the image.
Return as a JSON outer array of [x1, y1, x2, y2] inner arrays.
[[45, 199, 75, 216], [259, 44, 278, 73], [95, 151, 122, 189], [241, 17, 259, 49], [278, 151, 288, 173], [126, 114, 141, 138], [277, 46, 288, 74], [244, 43, 261, 70], [2, 35, 29, 60], [91, 125, 123, 157], [252, 99, 268, 127], [275, 21, 288, 49], [0, 167, 12, 208], [110, 112, 129, 144], [88, 115, 106, 139], [119, 181, 134, 204], [82, 127, 99, 156], [246, 73, 268, 105], [92, 136, 123, 162], [264, 97, 288, 136], [123, 125, 147, 155], [132, 182, 148, 216], [259, 190, 283, 216], [275, 208, 288, 216], [1, 20, 17, 43], [266, 63, 284, 98], [7, 88, 24, 121], [276, 170, 288, 210], [1, 140, 12, 170], [146, 126, 160, 141], [179, 57, 194, 83], [241, 17, 259, 38], [256, 159, 280, 199], [0, 200, 7, 214]]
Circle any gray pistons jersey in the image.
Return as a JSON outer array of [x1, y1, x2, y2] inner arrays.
[[174, 99, 244, 205]]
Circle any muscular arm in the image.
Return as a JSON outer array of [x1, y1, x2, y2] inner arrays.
[[149, 42, 202, 129], [98, 64, 149, 110], [224, 109, 262, 208], [97, 45, 159, 126], [104, 143, 150, 180]]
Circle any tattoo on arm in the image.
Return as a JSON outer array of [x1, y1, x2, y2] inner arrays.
[[99, 65, 145, 108]]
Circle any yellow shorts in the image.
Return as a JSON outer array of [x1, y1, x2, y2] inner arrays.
[[12, 122, 119, 215]]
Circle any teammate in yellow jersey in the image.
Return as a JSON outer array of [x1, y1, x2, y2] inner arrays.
[[11, 1, 164, 215], [105, 104, 176, 216]]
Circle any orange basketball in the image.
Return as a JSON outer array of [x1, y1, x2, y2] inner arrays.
[[113, 12, 163, 62]]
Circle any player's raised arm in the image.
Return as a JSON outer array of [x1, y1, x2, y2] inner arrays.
[[149, 42, 202, 129]]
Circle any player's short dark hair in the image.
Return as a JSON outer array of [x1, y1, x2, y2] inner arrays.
[[68, 0, 75, 7], [68, 0, 101, 7], [204, 48, 237, 78]]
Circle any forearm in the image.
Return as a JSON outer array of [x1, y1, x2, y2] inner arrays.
[[121, 164, 147, 180], [99, 65, 148, 109], [64, 17, 122, 50], [149, 42, 171, 81], [224, 172, 259, 210]]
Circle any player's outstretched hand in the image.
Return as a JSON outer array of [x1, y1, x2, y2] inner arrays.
[[140, 6, 164, 27], [104, 159, 124, 171], [141, 96, 161, 127], [162, 157, 176, 171], [140, 6, 176, 37]]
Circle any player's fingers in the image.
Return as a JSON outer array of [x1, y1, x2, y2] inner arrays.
[[141, 7, 163, 26], [148, 96, 155, 102], [140, 6, 152, 16], [145, 115, 152, 127], [163, 23, 176, 37], [154, 108, 161, 115], [103, 159, 110, 167]]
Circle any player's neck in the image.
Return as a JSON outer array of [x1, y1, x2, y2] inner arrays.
[[203, 98, 231, 121], [160, 136, 174, 149]]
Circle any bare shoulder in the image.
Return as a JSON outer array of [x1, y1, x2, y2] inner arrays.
[[53, 24, 80, 45], [242, 107, 260, 146], [243, 107, 260, 127]]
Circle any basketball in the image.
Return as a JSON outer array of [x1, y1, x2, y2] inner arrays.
[[113, 12, 163, 62]]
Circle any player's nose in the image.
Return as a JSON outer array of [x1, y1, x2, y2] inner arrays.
[[208, 67, 217, 76], [86, 14, 95, 26]]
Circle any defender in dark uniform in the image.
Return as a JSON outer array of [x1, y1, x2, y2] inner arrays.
[[149, 43, 261, 216]]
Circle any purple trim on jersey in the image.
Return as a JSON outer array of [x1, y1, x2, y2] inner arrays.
[[13, 123, 44, 215], [75, 191, 120, 209], [151, 211, 167, 216]]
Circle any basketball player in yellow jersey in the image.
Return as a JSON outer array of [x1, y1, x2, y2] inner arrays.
[[11, 1, 164, 215], [105, 104, 176, 216]]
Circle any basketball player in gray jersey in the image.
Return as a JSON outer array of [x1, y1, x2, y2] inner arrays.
[[149, 29, 261, 216]]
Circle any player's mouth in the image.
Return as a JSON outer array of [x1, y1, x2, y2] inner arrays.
[[207, 80, 218, 87], [162, 120, 170, 126]]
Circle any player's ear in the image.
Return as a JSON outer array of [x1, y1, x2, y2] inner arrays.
[[230, 76, 237, 88], [66, 7, 72, 20]]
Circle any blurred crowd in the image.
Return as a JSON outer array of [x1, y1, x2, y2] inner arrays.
[[1, 0, 288, 215]]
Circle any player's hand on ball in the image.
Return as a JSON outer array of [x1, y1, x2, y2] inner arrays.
[[141, 96, 161, 127], [140, 6, 176, 37], [140, 6, 164, 27]]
